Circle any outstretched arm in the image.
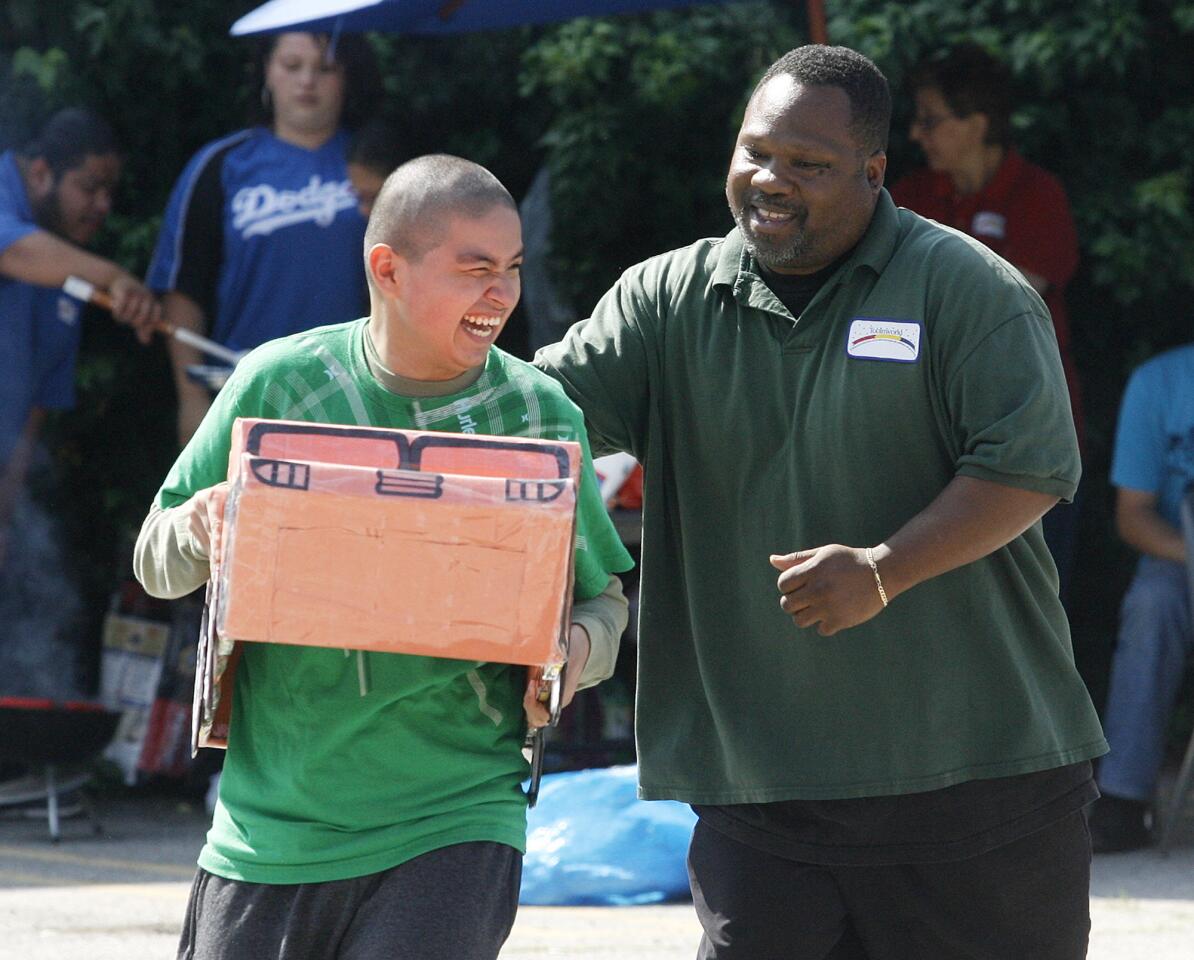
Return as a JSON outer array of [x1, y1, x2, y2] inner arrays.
[[0, 229, 157, 334]]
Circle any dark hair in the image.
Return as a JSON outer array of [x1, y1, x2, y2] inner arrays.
[[756, 45, 891, 154], [365, 153, 516, 263], [253, 31, 381, 131], [18, 108, 119, 176], [348, 120, 406, 177], [907, 44, 1012, 147]]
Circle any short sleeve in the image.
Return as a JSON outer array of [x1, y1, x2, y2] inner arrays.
[[1110, 365, 1164, 494], [146, 140, 231, 319], [946, 310, 1081, 500], [156, 364, 247, 509], [534, 267, 656, 461]]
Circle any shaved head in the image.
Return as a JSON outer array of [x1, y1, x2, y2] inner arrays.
[[364, 154, 517, 264]]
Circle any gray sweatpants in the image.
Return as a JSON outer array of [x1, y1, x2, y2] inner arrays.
[[177, 841, 522, 960]]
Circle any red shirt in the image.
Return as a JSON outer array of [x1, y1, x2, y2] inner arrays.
[[892, 151, 1084, 447]]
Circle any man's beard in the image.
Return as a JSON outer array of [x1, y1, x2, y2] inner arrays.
[[729, 196, 812, 271]]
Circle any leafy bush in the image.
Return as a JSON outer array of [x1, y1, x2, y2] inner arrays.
[[521, 3, 803, 310]]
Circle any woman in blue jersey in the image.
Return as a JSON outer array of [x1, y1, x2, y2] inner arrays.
[[148, 33, 379, 445]]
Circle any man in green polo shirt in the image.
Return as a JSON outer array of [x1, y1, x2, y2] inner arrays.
[[536, 46, 1104, 960]]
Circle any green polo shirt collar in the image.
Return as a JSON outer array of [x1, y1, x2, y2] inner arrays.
[[712, 189, 902, 320]]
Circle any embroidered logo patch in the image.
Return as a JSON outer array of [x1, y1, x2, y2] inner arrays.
[[846, 318, 921, 363]]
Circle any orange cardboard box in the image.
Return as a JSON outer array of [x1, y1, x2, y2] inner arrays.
[[219, 418, 580, 664], [194, 418, 581, 750], [220, 455, 576, 663]]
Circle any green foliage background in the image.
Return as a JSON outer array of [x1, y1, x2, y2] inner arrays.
[[2, 0, 1191, 707]]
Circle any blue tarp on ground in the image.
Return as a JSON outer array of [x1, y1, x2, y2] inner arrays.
[[520, 764, 696, 906]]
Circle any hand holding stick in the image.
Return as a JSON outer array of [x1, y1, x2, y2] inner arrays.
[[64, 275, 245, 367]]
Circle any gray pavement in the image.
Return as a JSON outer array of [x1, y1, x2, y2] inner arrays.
[[1, 787, 1192, 960]]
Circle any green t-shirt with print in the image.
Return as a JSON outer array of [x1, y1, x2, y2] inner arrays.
[[156, 318, 632, 883]]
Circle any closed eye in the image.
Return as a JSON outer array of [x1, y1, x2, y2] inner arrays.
[[466, 263, 522, 277]]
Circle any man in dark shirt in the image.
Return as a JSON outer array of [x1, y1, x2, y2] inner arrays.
[[536, 45, 1102, 960]]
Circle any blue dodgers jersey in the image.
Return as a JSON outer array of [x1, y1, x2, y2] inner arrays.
[[0, 151, 43, 463], [147, 128, 367, 351]]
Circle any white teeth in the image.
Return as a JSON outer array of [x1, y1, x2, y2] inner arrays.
[[756, 207, 794, 222], [462, 314, 500, 338]]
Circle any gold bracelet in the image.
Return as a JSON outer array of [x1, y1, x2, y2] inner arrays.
[[865, 546, 889, 608]]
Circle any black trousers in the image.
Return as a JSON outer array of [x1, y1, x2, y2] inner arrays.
[[688, 810, 1092, 960], [177, 841, 522, 960]]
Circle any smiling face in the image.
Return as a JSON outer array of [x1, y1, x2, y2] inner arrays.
[[726, 76, 885, 274], [265, 33, 345, 144], [29, 152, 121, 245], [374, 203, 523, 381]]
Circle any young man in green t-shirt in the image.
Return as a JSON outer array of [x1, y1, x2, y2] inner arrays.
[[134, 154, 632, 960]]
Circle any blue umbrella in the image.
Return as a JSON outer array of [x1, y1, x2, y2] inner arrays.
[[230, 0, 763, 37]]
